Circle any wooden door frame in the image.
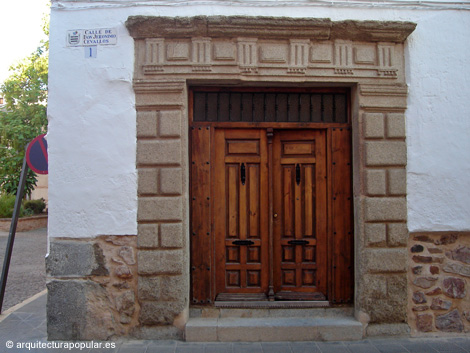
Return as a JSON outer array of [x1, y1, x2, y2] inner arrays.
[[189, 87, 354, 305]]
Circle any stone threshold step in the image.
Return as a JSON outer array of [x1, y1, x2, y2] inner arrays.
[[185, 316, 364, 342]]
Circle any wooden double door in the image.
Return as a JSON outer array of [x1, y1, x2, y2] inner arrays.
[[213, 128, 327, 301]]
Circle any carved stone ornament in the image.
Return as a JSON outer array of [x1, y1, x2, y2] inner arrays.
[[126, 16, 415, 79]]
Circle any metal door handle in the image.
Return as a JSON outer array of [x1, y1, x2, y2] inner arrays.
[[288, 240, 309, 245], [241, 163, 246, 185], [296, 164, 301, 185], [232, 240, 254, 246]]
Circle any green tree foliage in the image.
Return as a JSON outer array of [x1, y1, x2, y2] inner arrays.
[[0, 19, 48, 196]]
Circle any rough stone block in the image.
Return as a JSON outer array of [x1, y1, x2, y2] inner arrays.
[[366, 323, 410, 336], [46, 241, 108, 277], [362, 274, 387, 298], [387, 274, 407, 302], [443, 262, 470, 277], [388, 223, 408, 247], [364, 197, 407, 222], [386, 113, 406, 138], [435, 309, 464, 332], [138, 197, 182, 221], [47, 280, 115, 340], [365, 141, 406, 166], [138, 223, 159, 248], [160, 167, 182, 195], [137, 111, 157, 138], [138, 249, 184, 275], [161, 275, 187, 301], [160, 223, 184, 248], [442, 277, 466, 298], [365, 248, 407, 273], [365, 223, 386, 246], [137, 140, 181, 165], [388, 168, 406, 195], [413, 277, 438, 289], [138, 168, 158, 195], [415, 314, 433, 332], [365, 298, 406, 323], [138, 276, 161, 301], [363, 113, 384, 138], [365, 169, 386, 196], [159, 110, 182, 137], [139, 301, 184, 325]]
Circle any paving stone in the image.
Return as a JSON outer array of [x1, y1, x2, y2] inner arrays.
[[117, 343, 148, 353], [316, 342, 349, 353], [233, 342, 263, 353], [346, 342, 380, 353], [204, 342, 232, 353], [175, 343, 204, 353], [373, 344, 408, 353], [261, 342, 293, 353], [290, 342, 321, 353], [400, 342, 438, 353]]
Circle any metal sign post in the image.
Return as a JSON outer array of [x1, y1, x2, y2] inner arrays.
[[0, 154, 29, 313]]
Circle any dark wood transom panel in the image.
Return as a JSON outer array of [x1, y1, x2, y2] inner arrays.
[[190, 87, 353, 305]]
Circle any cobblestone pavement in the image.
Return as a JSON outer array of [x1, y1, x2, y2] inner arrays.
[[1, 293, 470, 353], [0, 227, 47, 311]]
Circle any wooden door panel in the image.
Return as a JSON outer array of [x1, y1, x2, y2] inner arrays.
[[214, 129, 269, 298], [273, 130, 327, 299]]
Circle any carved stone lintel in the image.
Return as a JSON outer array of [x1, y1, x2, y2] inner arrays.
[[335, 68, 354, 75], [126, 16, 416, 43]]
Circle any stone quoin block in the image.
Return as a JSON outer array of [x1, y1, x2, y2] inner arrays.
[[138, 249, 184, 275], [363, 113, 385, 138], [138, 168, 158, 195], [365, 248, 407, 273], [159, 110, 182, 137], [388, 168, 406, 195], [386, 113, 406, 138], [365, 223, 387, 245], [160, 223, 184, 248], [363, 274, 387, 298], [46, 241, 108, 277], [387, 223, 408, 246], [160, 275, 187, 301], [138, 223, 159, 248], [137, 111, 158, 138], [160, 167, 182, 195], [365, 141, 406, 166], [139, 301, 185, 325], [47, 280, 114, 340], [137, 140, 181, 165], [364, 197, 407, 222], [138, 197, 183, 221], [138, 276, 161, 301], [365, 169, 386, 196]]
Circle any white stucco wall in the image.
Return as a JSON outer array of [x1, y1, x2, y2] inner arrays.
[[47, 0, 470, 238]]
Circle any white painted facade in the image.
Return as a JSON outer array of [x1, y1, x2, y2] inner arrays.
[[47, 0, 470, 238]]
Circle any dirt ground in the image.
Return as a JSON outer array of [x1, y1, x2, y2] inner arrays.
[[0, 227, 47, 311]]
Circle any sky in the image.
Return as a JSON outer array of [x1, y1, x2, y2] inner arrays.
[[0, 0, 50, 85]]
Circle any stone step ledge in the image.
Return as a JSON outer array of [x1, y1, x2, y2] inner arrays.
[[185, 316, 363, 342]]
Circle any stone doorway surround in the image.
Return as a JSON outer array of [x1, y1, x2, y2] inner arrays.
[[46, 16, 416, 340]]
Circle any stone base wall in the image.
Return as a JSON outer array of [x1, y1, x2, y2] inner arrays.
[[46, 236, 140, 340], [408, 232, 470, 335]]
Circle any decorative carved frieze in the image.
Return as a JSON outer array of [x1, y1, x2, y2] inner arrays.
[[192, 37, 212, 72], [335, 40, 353, 76], [354, 45, 376, 65], [167, 42, 190, 61], [237, 38, 258, 74], [377, 43, 397, 77], [259, 44, 288, 64], [213, 42, 236, 61], [310, 42, 333, 64], [144, 38, 164, 74], [288, 39, 309, 74]]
